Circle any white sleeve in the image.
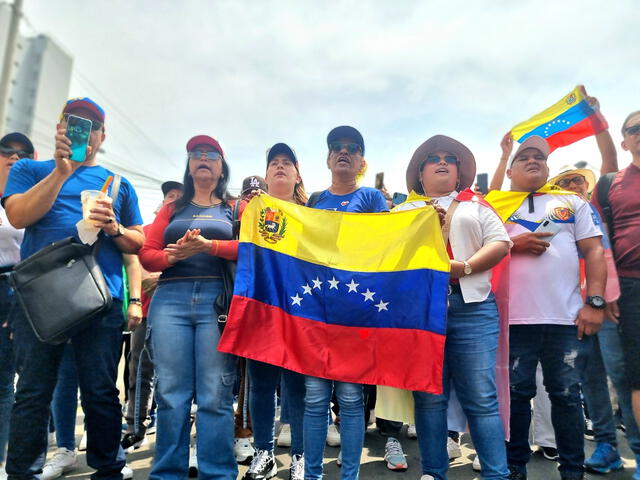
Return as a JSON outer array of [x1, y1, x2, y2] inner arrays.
[[479, 204, 512, 247], [573, 196, 602, 241]]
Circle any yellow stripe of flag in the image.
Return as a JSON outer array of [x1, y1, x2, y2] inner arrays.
[[241, 195, 450, 274]]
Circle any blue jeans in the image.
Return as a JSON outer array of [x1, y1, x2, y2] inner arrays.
[[247, 360, 305, 455], [149, 279, 238, 480], [50, 343, 79, 450], [618, 277, 640, 390], [304, 378, 364, 480], [507, 324, 591, 479], [0, 274, 16, 464], [581, 322, 618, 446], [6, 302, 126, 480], [413, 293, 509, 480], [586, 318, 640, 454]]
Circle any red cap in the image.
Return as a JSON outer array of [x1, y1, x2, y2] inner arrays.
[[61, 97, 105, 123], [186, 135, 224, 157]]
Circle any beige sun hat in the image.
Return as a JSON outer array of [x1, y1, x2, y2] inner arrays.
[[549, 166, 597, 193], [405, 135, 476, 194]]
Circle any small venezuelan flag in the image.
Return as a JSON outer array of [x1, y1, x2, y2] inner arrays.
[[218, 195, 450, 393], [511, 85, 608, 152]]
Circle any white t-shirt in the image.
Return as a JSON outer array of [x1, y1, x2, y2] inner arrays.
[[506, 193, 601, 325], [396, 192, 511, 303], [0, 203, 23, 267]]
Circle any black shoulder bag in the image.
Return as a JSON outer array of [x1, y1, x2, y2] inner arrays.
[[11, 175, 122, 344], [596, 172, 617, 239], [214, 199, 241, 333]]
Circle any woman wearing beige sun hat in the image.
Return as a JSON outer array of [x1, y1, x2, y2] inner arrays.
[[396, 134, 512, 480]]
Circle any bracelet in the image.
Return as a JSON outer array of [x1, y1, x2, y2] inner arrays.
[[129, 297, 142, 305]]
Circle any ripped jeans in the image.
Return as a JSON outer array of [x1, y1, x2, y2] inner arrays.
[[507, 325, 592, 480]]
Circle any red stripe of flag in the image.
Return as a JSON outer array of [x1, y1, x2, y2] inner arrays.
[[546, 111, 609, 152], [218, 296, 446, 393]]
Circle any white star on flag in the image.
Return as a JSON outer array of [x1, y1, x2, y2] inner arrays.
[[361, 289, 375, 302], [328, 277, 340, 289], [312, 277, 323, 290], [302, 284, 312, 295], [346, 279, 359, 293], [375, 300, 389, 312], [291, 293, 302, 306]]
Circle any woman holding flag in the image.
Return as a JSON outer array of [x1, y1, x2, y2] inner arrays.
[[396, 135, 511, 480], [303, 126, 388, 480], [242, 142, 308, 480]]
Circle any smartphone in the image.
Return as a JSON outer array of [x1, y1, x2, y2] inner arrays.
[[65, 114, 92, 162], [534, 218, 561, 241], [476, 173, 489, 194], [391, 192, 407, 206], [375, 172, 384, 190]]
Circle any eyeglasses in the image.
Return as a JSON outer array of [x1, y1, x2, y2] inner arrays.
[[425, 155, 458, 165], [624, 124, 640, 136], [556, 175, 586, 188], [0, 147, 33, 159], [328, 142, 362, 154], [188, 150, 222, 161], [62, 113, 103, 131]]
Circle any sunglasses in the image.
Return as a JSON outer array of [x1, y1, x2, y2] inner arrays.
[[0, 147, 33, 159], [188, 150, 222, 161], [328, 142, 362, 154], [624, 124, 640, 136], [62, 113, 103, 131], [425, 155, 458, 165], [556, 175, 585, 188]]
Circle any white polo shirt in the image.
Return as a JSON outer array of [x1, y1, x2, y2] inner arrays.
[[505, 193, 601, 326]]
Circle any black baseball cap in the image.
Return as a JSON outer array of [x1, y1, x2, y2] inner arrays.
[[0, 132, 34, 155], [327, 126, 364, 155], [241, 175, 267, 195], [161, 181, 183, 196], [267, 143, 298, 166]]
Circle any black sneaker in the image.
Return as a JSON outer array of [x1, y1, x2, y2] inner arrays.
[[243, 450, 277, 480], [121, 433, 145, 452], [540, 446, 559, 461], [584, 418, 595, 441], [508, 465, 527, 480]]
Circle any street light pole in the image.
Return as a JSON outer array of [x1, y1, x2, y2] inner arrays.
[[0, 0, 24, 134]]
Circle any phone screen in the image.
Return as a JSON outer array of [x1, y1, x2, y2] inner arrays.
[[66, 115, 93, 162], [375, 172, 384, 190], [476, 173, 488, 194], [391, 192, 407, 206]]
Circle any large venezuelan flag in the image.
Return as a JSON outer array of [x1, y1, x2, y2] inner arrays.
[[218, 195, 450, 393], [511, 85, 608, 153]]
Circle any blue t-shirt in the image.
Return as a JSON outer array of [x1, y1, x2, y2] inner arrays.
[[3, 159, 143, 300], [309, 186, 388, 213], [161, 202, 233, 280]]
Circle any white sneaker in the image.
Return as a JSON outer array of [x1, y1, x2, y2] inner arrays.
[[406, 423, 417, 439], [189, 445, 198, 477], [472, 454, 481, 471], [336, 450, 342, 467], [277, 423, 291, 447], [290, 454, 304, 480], [234, 437, 256, 463], [42, 448, 78, 480], [420, 475, 435, 480], [121, 465, 133, 480], [78, 430, 87, 451], [326, 424, 341, 447], [447, 436, 462, 460]]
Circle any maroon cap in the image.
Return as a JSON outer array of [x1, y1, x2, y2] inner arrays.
[[186, 135, 224, 157], [61, 97, 105, 123]]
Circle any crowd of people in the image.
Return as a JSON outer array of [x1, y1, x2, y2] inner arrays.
[[0, 96, 638, 480]]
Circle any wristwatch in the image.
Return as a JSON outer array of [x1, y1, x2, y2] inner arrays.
[[585, 295, 606, 309], [109, 223, 125, 238], [129, 297, 142, 306], [462, 261, 473, 276]]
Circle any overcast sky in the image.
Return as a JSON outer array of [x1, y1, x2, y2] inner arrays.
[[20, 0, 639, 221]]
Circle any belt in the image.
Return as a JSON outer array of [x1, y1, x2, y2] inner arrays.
[[448, 283, 462, 295]]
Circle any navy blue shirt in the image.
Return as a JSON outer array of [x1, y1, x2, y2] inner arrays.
[[161, 202, 233, 280], [310, 187, 388, 213], [3, 159, 143, 300]]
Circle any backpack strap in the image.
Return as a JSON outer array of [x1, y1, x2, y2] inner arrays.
[[596, 172, 616, 237], [231, 200, 241, 239], [307, 191, 321, 208]]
